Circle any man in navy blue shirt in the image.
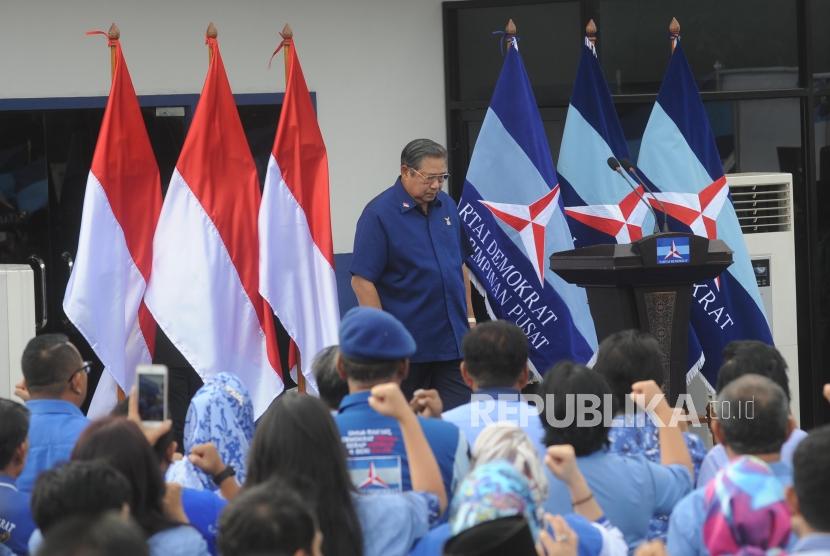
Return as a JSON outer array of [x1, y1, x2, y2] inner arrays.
[[350, 139, 473, 410], [334, 307, 469, 498], [16, 334, 89, 493], [0, 399, 36, 554]]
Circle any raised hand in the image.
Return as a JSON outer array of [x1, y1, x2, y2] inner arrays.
[[545, 445, 580, 484], [13, 379, 30, 402], [188, 442, 225, 476], [409, 388, 443, 418], [630, 380, 672, 422], [127, 384, 173, 446]]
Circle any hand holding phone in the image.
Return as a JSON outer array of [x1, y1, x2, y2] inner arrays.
[[136, 364, 169, 424], [128, 365, 172, 447]]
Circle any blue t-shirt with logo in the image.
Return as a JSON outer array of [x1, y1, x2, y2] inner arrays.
[[0, 475, 36, 555], [336, 391, 469, 498]]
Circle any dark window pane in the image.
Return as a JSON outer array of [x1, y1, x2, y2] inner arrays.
[[814, 95, 830, 236], [599, 0, 799, 93], [730, 98, 801, 173], [237, 104, 280, 190], [44, 110, 105, 335], [816, 95, 830, 183], [142, 107, 186, 192], [0, 112, 47, 265], [45, 110, 104, 269], [811, 0, 830, 85], [453, 2, 582, 104], [814, 93, 830, 425]]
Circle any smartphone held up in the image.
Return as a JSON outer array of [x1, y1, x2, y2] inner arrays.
[[136, 364, 168, 424]]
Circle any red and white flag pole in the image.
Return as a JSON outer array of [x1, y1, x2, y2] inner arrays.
[[259, 24, 340, 395], [144, 23, 284, 417], [64, 24, 161, 416]]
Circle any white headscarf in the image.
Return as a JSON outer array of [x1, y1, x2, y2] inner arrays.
[[471, 423, 549, 508]]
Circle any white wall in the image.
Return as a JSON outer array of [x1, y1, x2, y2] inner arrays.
[[0, 0, 448, 253]]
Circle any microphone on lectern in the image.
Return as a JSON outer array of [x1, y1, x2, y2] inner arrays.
[[606, 157, 662, 235], [620, 158, 669, 233]]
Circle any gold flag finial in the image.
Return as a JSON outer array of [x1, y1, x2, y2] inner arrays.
[[669, 17, 680, 36], [505, 19, 517, 36], [586, 19, 597, 48], [669, 17, 680, 52], [280, 23, 293, 40], [108, 23, 120, 40], [206, 22, 218, 39]]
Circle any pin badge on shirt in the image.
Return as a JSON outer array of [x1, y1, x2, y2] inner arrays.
[[444, 217, 452, 226], [402, 202, 410, 209]]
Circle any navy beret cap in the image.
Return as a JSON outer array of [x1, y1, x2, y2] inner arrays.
[[338, 307, 416, 360]]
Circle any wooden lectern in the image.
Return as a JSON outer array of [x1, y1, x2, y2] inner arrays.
[[550, 232, 732, 403]]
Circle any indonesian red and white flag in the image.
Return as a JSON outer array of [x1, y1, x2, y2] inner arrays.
[[259, 38, 339, 391], [144, 35, 284, 416], [63, 37, 161, 417]]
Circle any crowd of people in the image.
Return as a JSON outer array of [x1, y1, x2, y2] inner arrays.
[[1, 307, 829, 556]]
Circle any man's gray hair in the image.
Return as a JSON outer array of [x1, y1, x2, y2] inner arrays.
[[311, 345, 339, 380], [715, 373, 790, 455], [400, 139, 447, 169], [311, 345, 348, 410]]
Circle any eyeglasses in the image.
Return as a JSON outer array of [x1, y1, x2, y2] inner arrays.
[[67, 361, 92, 383], [408, 167, 450, 185]]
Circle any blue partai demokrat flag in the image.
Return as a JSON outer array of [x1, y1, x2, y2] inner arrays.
[[557, 37, 706, 382], [559, 38, 655, 244], [637, 39, 773, 387], [459, 37, 597, 378]]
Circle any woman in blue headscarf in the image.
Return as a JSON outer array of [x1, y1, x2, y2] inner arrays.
[[166, 373, 255, 491], [411, 424, 628, 556]]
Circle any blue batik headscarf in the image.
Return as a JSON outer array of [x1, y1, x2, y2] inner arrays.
[[165, 372, 255, 491], [449, 460, 541, 540]]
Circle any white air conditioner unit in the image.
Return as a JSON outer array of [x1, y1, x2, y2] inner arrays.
[[725, 172, 800, 422], [1, 264, 36, 402]]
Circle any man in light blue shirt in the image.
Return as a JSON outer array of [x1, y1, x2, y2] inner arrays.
[[442, 320, 545, 456], [16, 334, 89, 492], [697, 429, 806, 487], [697, 340, 805, 487], [668, 374, 796, 556], [787, 424, 830, 555]]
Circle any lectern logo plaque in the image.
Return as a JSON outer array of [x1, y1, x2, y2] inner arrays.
[[656, 237, 690, 265]]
